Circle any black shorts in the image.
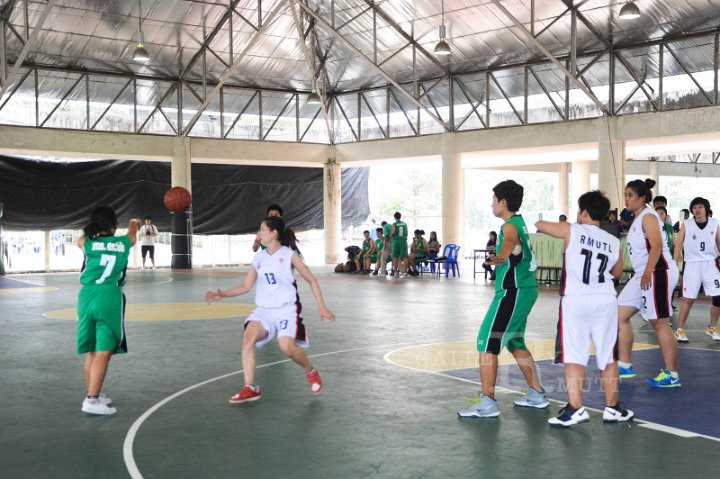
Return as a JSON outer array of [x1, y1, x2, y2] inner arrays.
[[141, 245, 155, 260]]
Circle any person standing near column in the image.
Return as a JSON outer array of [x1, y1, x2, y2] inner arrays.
[[139, 216, 158, 269], [378, 220, 392, 276], [390, 212, 409, 277], [616, 179, 680, 388], [673, 197, 720, 342], [252, 204, 283, 252]]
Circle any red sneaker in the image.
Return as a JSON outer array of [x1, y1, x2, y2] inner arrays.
[[228, 385, 261, 404], [306, 368, 323, 395]]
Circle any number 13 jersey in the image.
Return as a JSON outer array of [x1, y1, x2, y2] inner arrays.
[[253, 246, 299, 308], [561, 223, 620, 296]]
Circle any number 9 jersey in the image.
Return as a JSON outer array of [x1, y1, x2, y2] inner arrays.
[[561, 223, 620, 296]]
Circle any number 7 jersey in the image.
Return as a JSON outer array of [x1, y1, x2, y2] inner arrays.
[[80, 235, 132, 287], [561, 223, 620, 296]]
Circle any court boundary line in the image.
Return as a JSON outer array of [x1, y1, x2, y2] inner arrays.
[[383, 341, 720, 444], [123, 341, 417, 479]]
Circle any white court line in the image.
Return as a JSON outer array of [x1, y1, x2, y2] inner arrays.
[[123, 341, 416, 479], [383, 341, 720, 443]]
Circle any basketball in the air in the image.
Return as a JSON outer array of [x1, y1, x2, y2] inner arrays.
[[163, 186, 192, 213]]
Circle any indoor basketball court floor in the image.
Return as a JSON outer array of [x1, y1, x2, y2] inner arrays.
[[1, 268, 719, 478]]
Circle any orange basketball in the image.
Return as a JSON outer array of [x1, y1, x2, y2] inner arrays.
[[163, 186, 192, 213]]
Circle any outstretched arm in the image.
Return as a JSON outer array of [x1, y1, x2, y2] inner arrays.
[[127, 219, 141, 247], [292, 253, 335, 321], [205, 267, 257, 303]]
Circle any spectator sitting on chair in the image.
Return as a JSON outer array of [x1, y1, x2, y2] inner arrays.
[[355, 230, 374, 274], [427, 231, 441, 260], [482, 231, 498, 280], [407, 230, 429, 276]]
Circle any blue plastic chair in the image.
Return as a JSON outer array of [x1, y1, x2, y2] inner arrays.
[[436, 244, 460, 277]]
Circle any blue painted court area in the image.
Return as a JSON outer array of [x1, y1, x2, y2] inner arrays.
[[443, 348, 720, 440], [0, 276, 39, 289]]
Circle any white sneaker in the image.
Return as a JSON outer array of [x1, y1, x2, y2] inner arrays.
[[674, 328, 689, 342], [82, 397, 117, 415], [706, 327, 720, 341], [602, 402, 634, 423], [98, 393, 112, 406], [548, 405, 590, 427]]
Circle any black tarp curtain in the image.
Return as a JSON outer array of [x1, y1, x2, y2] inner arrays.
[[0, 155, 370, 234]]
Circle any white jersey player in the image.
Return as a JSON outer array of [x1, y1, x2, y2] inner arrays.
[[205, 216, 335, 404], [536, 190, 632, 428], [617, 179, 680, 389], [673, 197, 720, 342]]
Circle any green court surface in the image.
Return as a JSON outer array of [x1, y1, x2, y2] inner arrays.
[[1, 268, 718, 478]]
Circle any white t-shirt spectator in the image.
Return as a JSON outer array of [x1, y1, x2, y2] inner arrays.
[[139, 224, 158, 246]]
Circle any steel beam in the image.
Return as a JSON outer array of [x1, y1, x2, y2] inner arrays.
[[289, 0, 334, 143], [182, 0, 287, 136], [0, 0, 55, 98], [296, 1, 448, 132], [360, 0, 446, 71], [489, 0, 609, 115]]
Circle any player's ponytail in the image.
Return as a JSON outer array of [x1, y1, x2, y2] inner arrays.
[[83, 206, 118, 239], [263, 216, 300, 254]]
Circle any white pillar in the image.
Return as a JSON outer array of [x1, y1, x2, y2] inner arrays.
[[323, 158, 341, 265], [648, 159, 659, 195], [558, 162, 569, 216], [441, 133, 463, 246], [172, 137, 192, 191], [597, 118, 625, 210], [571, 160, 591, 205]]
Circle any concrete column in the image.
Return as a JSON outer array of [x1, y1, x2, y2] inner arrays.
[[171, 137, 193, 269], [441, 133, 463, 245], [648, 159, 659, 195], [558, 162, 569, 216], [323, 158, 342, 265], [171, 137, 192, 191], [597, 118, 626, 210], [571, 160, 591, 204]]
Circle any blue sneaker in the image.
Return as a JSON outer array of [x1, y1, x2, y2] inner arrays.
[[513, 387, 550, 408], [618, 365, 636, 379], [646, 369, 681, 388], [458, 394, 501, 418]]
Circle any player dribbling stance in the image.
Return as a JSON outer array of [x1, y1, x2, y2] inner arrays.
[[205, 216, 335, 403]]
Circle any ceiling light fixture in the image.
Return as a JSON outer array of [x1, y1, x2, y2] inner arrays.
[[434, 0, 451, 56], [133, 1, 150, 63], [618, 1, 641, 20], [307, 79, 322, 105]]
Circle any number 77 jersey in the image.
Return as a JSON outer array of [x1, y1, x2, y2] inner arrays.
[[561, 223, 620, 296]]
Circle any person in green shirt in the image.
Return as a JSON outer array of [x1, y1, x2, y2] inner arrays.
[[655, 206, 674, 251], [458, 180, 548, 418], [355, 230, 375, 274], [77, 206, 139, 415], [390, 211, 409, 277], [371, 227, 386, 275]]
